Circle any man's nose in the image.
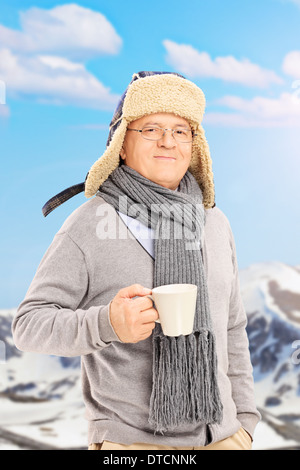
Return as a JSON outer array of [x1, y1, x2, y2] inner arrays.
[[157, 129, 176, 147]]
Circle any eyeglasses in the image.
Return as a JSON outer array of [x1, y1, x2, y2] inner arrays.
[[127, 126, 197, 143]]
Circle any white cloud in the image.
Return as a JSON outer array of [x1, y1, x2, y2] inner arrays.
[[0, 78, 6, 104], [282, 51, 300, 79], [204, 92, 300, 127], [163, 39, 283, 88], [0, 4, 122, 110], [0, 48, 119, 110], [0, 4, 122, 60]]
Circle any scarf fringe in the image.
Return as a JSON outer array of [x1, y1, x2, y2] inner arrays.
[[148, 329, 223, 434]]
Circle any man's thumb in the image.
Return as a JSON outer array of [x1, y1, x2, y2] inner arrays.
[[117, 284, 151, 299]]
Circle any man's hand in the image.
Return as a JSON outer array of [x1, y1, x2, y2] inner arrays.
[[110, 284, 158, 343]]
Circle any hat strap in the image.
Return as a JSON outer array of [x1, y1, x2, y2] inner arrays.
[[42, 182, 85, 217]]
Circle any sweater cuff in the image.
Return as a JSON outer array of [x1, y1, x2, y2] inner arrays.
[[238, 412, 261, 440], [98, 302, 121, 344]]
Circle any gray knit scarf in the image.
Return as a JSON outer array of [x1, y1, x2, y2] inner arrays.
[[98, 165, 223, 433]]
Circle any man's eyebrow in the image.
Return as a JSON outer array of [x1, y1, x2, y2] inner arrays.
[[142, 121, 190, 128]]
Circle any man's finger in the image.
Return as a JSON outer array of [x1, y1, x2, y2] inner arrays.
[[139, 307, 159, 324], [131, 295, 154, 311], [116, 284, 152, 300]]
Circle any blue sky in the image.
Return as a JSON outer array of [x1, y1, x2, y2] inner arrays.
[[1, 0, 300, 308]]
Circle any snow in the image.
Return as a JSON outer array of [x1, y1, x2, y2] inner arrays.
[[240, 261, 300, 329], [252, 420, 299, 450]]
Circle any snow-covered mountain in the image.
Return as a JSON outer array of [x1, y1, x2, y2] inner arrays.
[[0, 261, 300, 450], [240, 262, 300, 449], [0, 309, 86, 450]]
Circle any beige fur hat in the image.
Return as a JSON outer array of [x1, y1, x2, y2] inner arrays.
[[42, 71, 215, 217]]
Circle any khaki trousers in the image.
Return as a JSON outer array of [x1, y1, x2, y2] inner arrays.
[[89, 427, 252, 451]]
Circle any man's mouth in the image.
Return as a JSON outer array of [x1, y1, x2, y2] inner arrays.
[[153, 156, 176, 160]]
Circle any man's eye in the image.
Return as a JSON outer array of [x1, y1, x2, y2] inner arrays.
[[175, 129, 189, 136], [143, 127, 159, 133]]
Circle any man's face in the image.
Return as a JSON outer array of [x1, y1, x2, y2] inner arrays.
[[120, 113, 193, 190]]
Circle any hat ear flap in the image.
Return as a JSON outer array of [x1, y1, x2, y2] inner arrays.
[[189, 125, 215, 209], [85, 119, 128, 198]]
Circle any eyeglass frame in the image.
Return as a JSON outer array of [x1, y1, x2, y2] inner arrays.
[[127, 126, 197, 143]]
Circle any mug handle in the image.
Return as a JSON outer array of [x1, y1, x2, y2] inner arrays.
[[147, 294, 160, 323]]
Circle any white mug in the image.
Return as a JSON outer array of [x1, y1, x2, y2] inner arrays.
[[149, 283, 197, 337]]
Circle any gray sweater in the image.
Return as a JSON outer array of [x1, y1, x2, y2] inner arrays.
[[12, 194, 260, 446]]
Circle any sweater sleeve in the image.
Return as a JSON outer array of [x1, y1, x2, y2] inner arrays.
[[12, 232, 120, 357], [226, 225, 261, 438]]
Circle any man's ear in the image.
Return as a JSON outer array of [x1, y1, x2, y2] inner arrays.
[[119, 146, 126, 161]]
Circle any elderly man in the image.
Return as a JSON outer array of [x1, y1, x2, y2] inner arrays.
[[12, 71, 260, 450]]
